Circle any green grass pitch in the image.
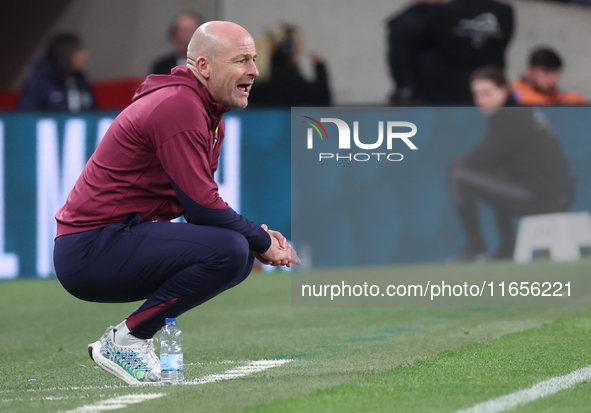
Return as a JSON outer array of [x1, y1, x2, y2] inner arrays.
[[1, 260, 590, 412]]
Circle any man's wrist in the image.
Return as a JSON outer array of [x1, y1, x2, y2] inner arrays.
[[252, 226, 272, 254]]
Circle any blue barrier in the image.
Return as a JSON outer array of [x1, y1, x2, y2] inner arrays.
[[1, 107, 589, 277]]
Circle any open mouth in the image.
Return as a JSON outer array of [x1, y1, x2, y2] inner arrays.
[[237, 84, 251, 95]]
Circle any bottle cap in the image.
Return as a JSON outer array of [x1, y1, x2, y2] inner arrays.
[[165, 318, 177, 325]]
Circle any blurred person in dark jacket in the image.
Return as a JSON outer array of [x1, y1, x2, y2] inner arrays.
[[19, 33, 95, 112], [150, 11, 203, 75], [249, 23, 331, 107], [386, 0, 441, 105], [407, 0, 514, 105], [448, 66, 574, 260]]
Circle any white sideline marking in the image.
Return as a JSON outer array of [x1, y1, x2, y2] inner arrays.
[[59, 393, 163, 413], [455, 365, 591, 413], [186, 360, 240, 366], [184, 359, 292, 385], [0, 359, 292, 398]]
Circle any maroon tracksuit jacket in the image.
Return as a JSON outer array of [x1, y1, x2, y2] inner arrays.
[[55, 66, 270, 253]]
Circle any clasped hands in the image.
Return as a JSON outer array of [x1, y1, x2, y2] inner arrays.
[[252, 224, 301, 267]]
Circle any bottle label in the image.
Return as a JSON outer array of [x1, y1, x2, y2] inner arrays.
[[161, 354, 184, 371]]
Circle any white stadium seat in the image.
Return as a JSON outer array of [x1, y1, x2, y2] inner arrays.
[[514, 212, 591, 263]]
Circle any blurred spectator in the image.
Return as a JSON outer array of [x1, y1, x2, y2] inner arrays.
[[249, 23, 331, 107], [150, 11, 203, 75], [403, 0, 514, 105], [19, 33, 95, 112], [448, 66, 574, 260], [512, 47, 587, 106], [386, 0, 441, 105]]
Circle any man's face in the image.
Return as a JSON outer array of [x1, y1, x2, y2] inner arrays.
[[471, 78, 509, 116], [207, 36, 259, 108], [173, 15, 201, 56], [527, 66, 561, 95]]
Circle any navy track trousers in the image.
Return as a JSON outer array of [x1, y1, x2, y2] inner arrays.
[[54, 213, 255, 339]]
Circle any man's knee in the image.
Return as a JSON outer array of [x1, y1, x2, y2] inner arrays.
[[216, 230, 251, 275]]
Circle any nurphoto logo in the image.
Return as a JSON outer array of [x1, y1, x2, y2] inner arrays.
[[303, 116, 418, 162]]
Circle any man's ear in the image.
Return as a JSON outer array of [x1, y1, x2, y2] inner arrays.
[[195, 56, 211, 80]]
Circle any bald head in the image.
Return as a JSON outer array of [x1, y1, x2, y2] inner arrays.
[[187, 21, 253, 62], [186, 21, 259, 108]]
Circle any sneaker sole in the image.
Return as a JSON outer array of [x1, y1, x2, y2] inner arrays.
[[88, 340, 157, 386]]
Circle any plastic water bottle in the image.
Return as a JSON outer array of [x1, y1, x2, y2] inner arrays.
[[160, 318, 184, 385]]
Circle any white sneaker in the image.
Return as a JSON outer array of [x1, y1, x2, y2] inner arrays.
[[88, 326, 160, 385]]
